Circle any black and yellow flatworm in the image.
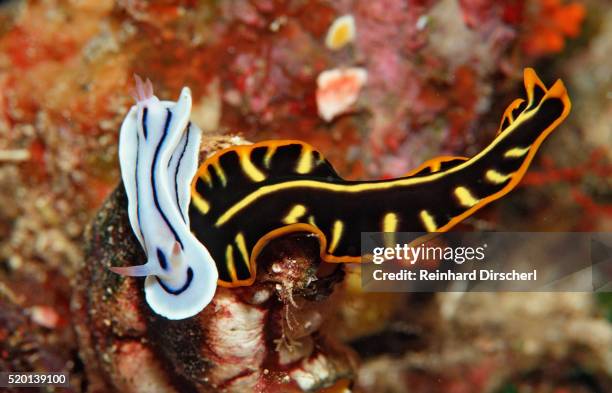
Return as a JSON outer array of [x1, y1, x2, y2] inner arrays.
[[189, 68, 571, 287]]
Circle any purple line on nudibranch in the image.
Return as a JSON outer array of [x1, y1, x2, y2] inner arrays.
[[150, 108, 184, 249], [173, 123, 191, 223], [156, 267, 194, 295]]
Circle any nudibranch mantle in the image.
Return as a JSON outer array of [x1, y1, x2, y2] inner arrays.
[[112, 76, 218, 320]]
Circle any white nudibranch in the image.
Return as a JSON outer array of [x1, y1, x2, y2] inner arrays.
[[111, 75, 218, 320]]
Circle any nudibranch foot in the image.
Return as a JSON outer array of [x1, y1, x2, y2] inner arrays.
[[114, 76, 219, 320]]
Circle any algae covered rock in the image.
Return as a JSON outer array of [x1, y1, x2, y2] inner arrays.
[[73, 138, 356, 393]]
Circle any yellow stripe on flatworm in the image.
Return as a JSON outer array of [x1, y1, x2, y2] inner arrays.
[[504, 146, 530, 158], [192, 192, 210, 214], [226, 244, 237, 282], [383, 212, 398, 232], [283, 204, 307, 225], [328, 220, 344, 253], [240, 153, 266, 182], [235, 232, 250, 271], [201, 169, 213, 187], [382, 212, 398, 248], [454, 186, 479, 208], [308, 215, 318, 228], [296, 147, 313, 174], [264, 145, 277, 169], [485, 169, 512, 184], [212, 161, 227, 186], [419, 210, 437, 232]]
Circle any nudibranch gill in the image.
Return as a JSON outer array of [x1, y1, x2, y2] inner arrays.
[[113, 69, 570, 320], [111, 76, 218, 320]]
